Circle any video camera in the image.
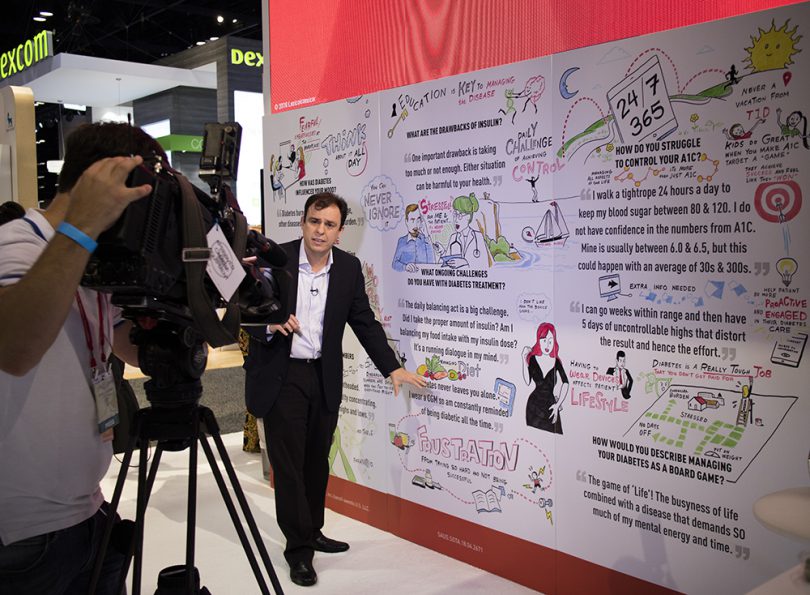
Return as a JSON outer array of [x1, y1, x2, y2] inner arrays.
[[81, 122, 287, 405]]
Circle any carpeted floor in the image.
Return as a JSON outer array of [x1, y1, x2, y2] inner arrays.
[[128, 366, 248, 435]]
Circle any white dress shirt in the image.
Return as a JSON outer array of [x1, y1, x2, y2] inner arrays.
[[290, 242, 332, 359]]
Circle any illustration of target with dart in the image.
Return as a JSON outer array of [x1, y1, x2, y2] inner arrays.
[[754, 180, 802, 254]]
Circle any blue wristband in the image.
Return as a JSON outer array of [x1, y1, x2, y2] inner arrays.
[[56, 222, 97, 253]]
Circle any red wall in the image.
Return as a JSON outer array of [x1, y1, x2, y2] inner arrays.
[[268, 0, 803, 111]]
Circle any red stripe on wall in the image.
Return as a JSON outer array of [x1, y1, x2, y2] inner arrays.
[[325, 475, 682, 594], [268, 0, 803, 111]]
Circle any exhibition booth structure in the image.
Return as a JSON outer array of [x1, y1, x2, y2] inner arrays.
[[0, 32, 264, 223], [261, 1, 810, 593]]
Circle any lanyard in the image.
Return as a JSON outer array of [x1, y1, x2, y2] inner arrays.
[[75, 291, 110, 372]]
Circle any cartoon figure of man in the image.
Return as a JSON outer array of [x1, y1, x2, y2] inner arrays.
[[498, 89, 517, 124], [725, 64, 739, 86], [392, 203, 435, 272], [287, 143, 298, 168], [527, 175, 540, 202], [606, 350, 633, 399]]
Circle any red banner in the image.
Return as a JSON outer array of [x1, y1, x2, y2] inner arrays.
[[268, 0, 802, 111]]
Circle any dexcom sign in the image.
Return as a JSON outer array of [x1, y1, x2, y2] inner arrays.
[[230, 48, 263, 68], [1, 31, 53, 80]]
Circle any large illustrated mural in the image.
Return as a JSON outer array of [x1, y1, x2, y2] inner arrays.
[[263, 5, 809, 593]]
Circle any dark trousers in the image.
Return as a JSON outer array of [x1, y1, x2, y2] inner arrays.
[[263, 359, 339, 565], [0, 503, 125, 595]]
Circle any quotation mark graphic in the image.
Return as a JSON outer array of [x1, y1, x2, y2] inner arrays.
[[753, 262, 770, 276], [720, 347, 737, 361], [570, 301, 582, 313]]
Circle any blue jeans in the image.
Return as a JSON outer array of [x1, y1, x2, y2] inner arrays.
[[0, 503, 126, 595]]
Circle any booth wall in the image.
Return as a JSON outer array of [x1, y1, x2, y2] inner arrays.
[[262, 2, 810, 593]]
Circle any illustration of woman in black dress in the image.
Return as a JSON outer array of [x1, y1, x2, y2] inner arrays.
[[522, 322, 569, 434]]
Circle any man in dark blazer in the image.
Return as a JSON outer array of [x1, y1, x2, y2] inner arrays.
[[606, 350, 633, 399], [243, 192, 426, 587]]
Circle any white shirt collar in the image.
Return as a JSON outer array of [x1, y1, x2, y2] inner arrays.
[[298, 240, 333, 274]]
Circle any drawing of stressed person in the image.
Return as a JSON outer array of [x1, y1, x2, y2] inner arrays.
[[269, 154, 286, 201], [436, 193, 488, 269], [392, 203, 436, 272], [522, 323, 569, 434]]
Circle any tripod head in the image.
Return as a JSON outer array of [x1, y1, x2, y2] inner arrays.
[[131, 312, 207, 407]]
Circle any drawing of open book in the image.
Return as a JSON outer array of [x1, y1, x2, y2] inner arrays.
[[472, 486, 504, 513]]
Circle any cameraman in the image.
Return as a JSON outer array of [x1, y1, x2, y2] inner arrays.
[[0, 123, 156, 593]]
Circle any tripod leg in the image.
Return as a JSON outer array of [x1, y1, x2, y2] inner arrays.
[[186, 408, 200, 595], [200, 407, 284, 595], [111, 444, 163, 595], [89, 409, 142, 594], [141, 447, 164, 509], [198, 432, 273, 595], [132, 428, 153, 595]]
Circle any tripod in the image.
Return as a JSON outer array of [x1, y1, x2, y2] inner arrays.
[[90, 323, 284, 594]]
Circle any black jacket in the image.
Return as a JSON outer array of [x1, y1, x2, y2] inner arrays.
[[243, 239, 400, 416]]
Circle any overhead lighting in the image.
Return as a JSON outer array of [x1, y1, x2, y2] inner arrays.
[[217, 15, 224, 23], [209, 36, 219, 41], [39, 11, 54, 17], [232, 18, 238, 24], [63, 103, 86, 111], [33, 16, 46, 22], [196, 41, 206, 46]]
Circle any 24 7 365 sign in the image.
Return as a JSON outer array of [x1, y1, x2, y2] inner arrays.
[[607, 55, 678, 144], [1, 31, 53, 81]]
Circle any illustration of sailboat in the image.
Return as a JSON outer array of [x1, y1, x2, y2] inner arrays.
[[521, 201, 569, 246]]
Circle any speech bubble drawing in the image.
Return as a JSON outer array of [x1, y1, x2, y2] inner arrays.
[[517, 293, 552, 321], [361, 175, 405, 232]]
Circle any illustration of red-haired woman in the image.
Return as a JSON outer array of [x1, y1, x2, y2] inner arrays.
[[522, 322, 569, 434]]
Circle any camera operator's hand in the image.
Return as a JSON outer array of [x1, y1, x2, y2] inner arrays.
[[268, 314, 301, 337], [0, 156, 151, 376], [64, 156, 153, 239]]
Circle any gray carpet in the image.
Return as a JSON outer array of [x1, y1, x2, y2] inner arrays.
[[128, 366, 247, 435]]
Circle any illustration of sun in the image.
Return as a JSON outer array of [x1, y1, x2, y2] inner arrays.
[[744, 19, 802, 72]]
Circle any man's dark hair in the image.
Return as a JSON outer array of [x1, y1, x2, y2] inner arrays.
[[58, 122, 168, 193], [303, 192, 348, 227], [0, 201, 25, 226], [616, 350, 626, 359]]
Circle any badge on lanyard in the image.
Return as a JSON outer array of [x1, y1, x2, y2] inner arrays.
[[92, 366, 119, 433], [77, 291, 119, 434]]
